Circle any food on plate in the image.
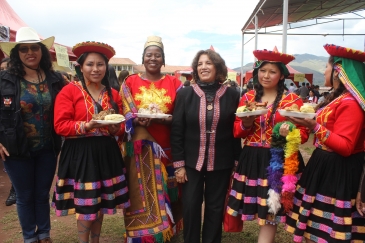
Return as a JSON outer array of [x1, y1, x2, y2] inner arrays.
[[300, 104, 315, 113], [104, 114, 125, 121], [236, 101, 268, 113], [92, 109, 115, 120], [284, 104, 299, 112], [138, 103, 164, 114]]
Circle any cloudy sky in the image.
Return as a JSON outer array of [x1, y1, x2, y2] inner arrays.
[[4, 0, 365, 68]]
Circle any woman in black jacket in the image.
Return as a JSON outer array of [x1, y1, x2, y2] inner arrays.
[[171, 49, 241, 243], [0, 27, 64, 243]]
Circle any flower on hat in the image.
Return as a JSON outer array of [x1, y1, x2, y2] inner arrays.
[[72, 41, 115, 60]]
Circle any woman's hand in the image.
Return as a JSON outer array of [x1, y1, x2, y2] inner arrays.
[[175, 167, 188, 183], [356, 192, 365, 216], [85, 120, 107, 131], [238, 115, 257, 128], [108, 123, 121, 135], [0, 143, 9, 161], [286, 117, 317, 131], [279, 123, 290, 137], [134, 117, 152, 127]]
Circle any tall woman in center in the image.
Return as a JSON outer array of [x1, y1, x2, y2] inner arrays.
[[120, 36, 183, 242], [227, 50, 309, 243], [171, 49, 241, 243]]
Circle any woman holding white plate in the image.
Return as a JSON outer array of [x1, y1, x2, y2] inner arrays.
[[52, 41, 129, 242], [226, 49, 309, 243], [120, 36, 183, 243]]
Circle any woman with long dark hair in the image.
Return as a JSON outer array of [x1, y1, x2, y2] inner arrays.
[[0, 27, 64, 243], [285, 44, 365, 242], [52, 41, 129, 243], [226, 49, 309, 243]]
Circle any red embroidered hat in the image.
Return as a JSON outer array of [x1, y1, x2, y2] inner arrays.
[[72, 41, 115, 60], [253, 49, 295, 65], [324, 44, 365, 63]]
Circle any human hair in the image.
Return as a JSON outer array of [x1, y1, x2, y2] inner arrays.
[[191, 49, 227, 83], [309, 90, 314, 96], [183, 80, 190, 87], [318, 56, 347, 109], [247, 82, 254, 90], [1, 57, 10, 65], [142, 46, 165, 66], [108, 65, 120, 91], [118, 70, 129, 85], [254, 62, 285, 123], [77, 52, 119, 113], [290, 83, 294, 86], [7, 43, 53, 77]]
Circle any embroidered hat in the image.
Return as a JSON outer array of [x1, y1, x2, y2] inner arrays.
[[0, 27, 55, 56], [252, 49, 295, 80], [144, 36, 164, 50], [324, 44, 365, 111], [72, 41, 115, 60]]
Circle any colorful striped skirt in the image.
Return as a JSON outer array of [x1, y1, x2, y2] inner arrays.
[[285, 148, 365, 242], [227, 146, 304, 225], [52, 136, 130, 220]]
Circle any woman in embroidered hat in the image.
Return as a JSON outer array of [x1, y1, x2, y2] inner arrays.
[[120, 36, 183, 242], [226, 48, 309, 242], [285, 45, 365, 242], [51, 41, 129, 243], [0, 26, 64, 243]]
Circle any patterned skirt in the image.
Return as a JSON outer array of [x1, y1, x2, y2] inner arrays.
[[227, 146, 304, 225], [285, 148, 365, 242], [52, 136, 130, 220]]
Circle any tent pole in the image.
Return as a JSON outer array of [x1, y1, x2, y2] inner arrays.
[[240, 32, 245, 95], [282, 0, 288, 53]]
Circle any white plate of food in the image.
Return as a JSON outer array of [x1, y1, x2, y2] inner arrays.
[[135, 113, 172, 119], [278, 110, 316, 119], [235, 109, 268, 117], [303, 103, 317, 108], [93, 118, 125, 125]]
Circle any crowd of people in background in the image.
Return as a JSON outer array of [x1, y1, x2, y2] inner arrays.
[[0, 26, 364, 243]]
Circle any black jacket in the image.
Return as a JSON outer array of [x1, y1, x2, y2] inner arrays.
[[0, 70, 64, 159], [171, 84, 241, 171]]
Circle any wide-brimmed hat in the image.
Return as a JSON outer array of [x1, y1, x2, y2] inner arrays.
[[0, 27, 54, 56], [324, 43, 365, 111], [72, 41, 115, 60]]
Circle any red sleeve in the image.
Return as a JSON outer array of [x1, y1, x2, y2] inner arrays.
[[54, 84, 87, 136], [314, 100, 364, 156], [112, 89, 125, 136], [233, 93, 256, 138]]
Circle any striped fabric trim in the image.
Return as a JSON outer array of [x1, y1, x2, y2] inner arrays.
[[233, 172, 268, 186], [192, 84, 207, 171], [57, 175, 126, 190], [173, 160, 185, 168]]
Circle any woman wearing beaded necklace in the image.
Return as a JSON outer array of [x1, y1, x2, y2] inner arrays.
[[226, 49, 309, 243]]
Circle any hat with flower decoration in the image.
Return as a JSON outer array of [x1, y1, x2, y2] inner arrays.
[[72, 41, 115, 60], [323, 44, 365, 111], [252, 47, 295, 84]]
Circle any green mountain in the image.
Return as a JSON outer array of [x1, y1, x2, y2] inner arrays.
[[233, 53, 328, 86]]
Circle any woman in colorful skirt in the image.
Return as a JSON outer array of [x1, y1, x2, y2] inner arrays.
[[226, 49, 310, 243], [285, 44, 365, 242], [52, 41, 130, 243], [120, 36, 183, 242]]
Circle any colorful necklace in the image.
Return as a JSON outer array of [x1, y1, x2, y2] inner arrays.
[[266, 121, 301, 215]]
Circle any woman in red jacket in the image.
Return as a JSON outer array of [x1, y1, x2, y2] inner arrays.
[[52, 42, 129, 242], [285, 44, 365, 242]]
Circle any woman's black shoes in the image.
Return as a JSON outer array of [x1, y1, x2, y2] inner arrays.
[[5, 185, 16, 206]]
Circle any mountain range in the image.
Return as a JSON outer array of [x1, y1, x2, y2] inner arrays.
[[233, 54, 329, 86]]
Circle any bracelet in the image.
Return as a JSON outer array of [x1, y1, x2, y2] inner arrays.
[[174, 167, 183, 174]]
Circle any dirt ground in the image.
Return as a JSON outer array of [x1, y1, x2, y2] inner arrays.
[[0, 137, 313, 243]]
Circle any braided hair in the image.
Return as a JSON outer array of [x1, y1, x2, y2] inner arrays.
[[7, 43, 53, 77], [254, 62, 286, 124], [318, 56, 347, 109], [77, 52, 119, 114]]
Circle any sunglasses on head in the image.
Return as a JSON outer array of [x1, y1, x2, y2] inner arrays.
[[18, 45, 41, 53]]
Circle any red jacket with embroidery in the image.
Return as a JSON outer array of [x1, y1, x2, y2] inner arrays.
[[234, 90, 309, 147], [313, 93, 365, 156], [54, 82, 124, 137]]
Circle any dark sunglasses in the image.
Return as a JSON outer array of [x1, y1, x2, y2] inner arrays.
[[18, 45, 41, 53]]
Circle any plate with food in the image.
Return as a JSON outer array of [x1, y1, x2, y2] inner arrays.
[[278, 104, 316, 119], [92, 109, 125, 124], [235, 101, 268, 117]]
